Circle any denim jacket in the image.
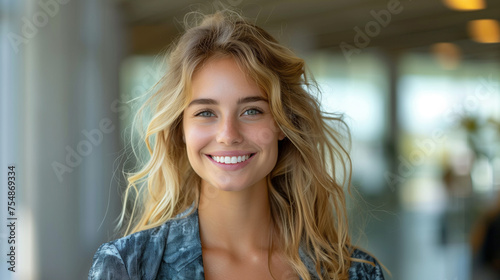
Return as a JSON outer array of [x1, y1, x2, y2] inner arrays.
[[89, 209, 385, 280]]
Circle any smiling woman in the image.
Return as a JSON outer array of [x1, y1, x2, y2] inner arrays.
[[183, 57, 285, 194], [88, 9, 385, 280]]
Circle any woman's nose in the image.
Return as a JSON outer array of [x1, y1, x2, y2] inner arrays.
[[216, 116, 243, 145]]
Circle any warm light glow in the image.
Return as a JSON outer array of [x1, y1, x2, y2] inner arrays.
[[431, 42, 462, 69], [468, 19, 500, 43], [443, 0, 485, 11]]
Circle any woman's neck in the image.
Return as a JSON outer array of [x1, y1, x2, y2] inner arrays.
[[197, 178, 274, 254]]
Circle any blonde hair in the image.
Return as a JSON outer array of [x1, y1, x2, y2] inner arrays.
[[120, 10, 362, 280]]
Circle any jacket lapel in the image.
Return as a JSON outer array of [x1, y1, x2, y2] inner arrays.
[[161, 208, 205, 279], [160, 208, 320, 279]]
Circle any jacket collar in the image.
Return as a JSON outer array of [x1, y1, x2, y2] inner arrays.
[[162, 207, 204, 273], [162, 207, 319, 279]]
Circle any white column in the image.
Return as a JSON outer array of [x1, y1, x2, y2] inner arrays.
[[19, 0, 125, 278]]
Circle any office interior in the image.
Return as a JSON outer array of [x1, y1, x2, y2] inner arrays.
[[1, 0, 499, 279]]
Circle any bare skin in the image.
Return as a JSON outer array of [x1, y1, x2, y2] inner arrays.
[[199, 182, 296, 280]]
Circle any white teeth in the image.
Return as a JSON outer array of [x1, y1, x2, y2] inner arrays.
[[211, 154, 251, 164]]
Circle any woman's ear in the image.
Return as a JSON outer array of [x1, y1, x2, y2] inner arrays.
[[278, 130, 286, 141]]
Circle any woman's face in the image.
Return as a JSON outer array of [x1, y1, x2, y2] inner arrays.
[[182, 57, 285, 193]]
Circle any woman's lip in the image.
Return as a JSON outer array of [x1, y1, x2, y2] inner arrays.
[[205, 153, 255, 171], [206, 151, 256, 157]]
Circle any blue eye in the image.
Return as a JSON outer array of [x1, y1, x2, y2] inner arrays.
[[244, 108, 262, 115], [195, 110, 215, 117]]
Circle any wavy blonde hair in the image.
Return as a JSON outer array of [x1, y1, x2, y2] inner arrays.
[[119, 10, 363, 280]]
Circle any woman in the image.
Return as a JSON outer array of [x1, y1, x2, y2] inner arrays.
[[89, 10, 385, 280]]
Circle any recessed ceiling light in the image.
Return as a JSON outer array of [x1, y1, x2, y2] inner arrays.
[[442, 0, 485, 11], [468, 19, 500, 43]]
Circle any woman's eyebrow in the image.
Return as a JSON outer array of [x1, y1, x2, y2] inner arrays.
[[187, 96, 268, 107]]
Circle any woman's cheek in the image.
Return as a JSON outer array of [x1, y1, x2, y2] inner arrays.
[[253, 121, 280, 145], [185, 125, 212, 148], [254, 127, 274, 145]]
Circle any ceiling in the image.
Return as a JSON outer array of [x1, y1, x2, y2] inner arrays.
[[117, 0, 500, 60]]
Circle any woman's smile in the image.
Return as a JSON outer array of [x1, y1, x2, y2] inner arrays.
[[182, 57, 285, 192], [207, 153, 255, 164], [205, 153, 256, 171]]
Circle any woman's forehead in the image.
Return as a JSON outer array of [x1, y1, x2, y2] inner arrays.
[[188, 57, 266, 101]]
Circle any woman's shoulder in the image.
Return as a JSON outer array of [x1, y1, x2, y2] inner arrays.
[[88, 222, 171, 280], [348, 248, 385, 280], [88, 209, 201, 280]]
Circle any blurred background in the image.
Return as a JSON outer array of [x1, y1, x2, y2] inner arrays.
[[1, 0, 499, 279]]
